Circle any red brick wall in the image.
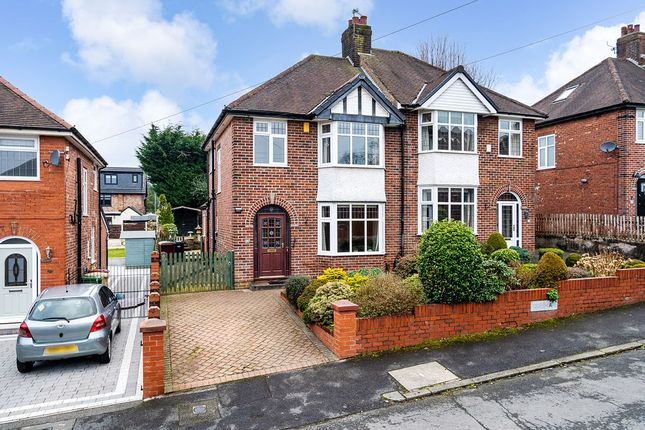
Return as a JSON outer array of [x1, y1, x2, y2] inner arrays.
[[536, 108, 640, 215], [0, 135, 104, 292], [319, 268, 645, 357], [212, 113, 537, 286]]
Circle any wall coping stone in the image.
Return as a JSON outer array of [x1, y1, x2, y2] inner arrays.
[[140, 318, 166, 333], [331, 300, 359, 312]]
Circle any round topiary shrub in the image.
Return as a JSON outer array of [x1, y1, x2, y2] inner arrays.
[[486, 232, 507, 253], [393, 253, 418, 278], [510, 246, 531, 263], [534, 252, 568, 289], [353, 273, 425, 318], [297, 278, 325, 311], [304, 281, 354, 327], [538, 248, 565, 259], [565, 253, 582, 267], [417, 220, 486, 304], [480, 259, 519, 297], [490, 248, 520, 265], [285, 276, 309, 307]]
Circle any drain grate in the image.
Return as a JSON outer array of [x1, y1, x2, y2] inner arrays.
[[178, 398, 220, 427]]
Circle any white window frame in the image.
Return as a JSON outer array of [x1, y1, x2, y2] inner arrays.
[[104, 174, 117, 185], [498, 118, 523, 158], [637, 110, 645, 143], [538, 134, 556, 169], [253, 119, 288, 167], [132, 174, 138, 184], [90, 225, 96, 263], [417, 110, 477, 153], [82, 167, 89, 216], [93, 168, 98, 191], [317, 202, 385, 256], [0, 135, 40, 181], [318, 121, 384, 168], [417, 186, 477, 234], [216, 148, 222, 194]]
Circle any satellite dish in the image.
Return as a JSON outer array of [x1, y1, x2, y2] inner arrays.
[[600, 141, 617, 153], [50, 150, 61, 166]]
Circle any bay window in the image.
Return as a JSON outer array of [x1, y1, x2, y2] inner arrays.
[[318, 203, 384, 254], [499, 119, 522, 157], [418, 111, 476, 152], [0, 136, 39, 179], [319, 122, 383, 167], [254, 120, 287, 166], [418, 186, 476, 233]]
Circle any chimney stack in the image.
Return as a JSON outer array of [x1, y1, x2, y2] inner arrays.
[[617, 23, 645, 65], [341, 14, 372, 66]]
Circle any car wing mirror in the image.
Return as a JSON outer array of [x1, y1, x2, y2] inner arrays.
[[115, 293, 126, 301]]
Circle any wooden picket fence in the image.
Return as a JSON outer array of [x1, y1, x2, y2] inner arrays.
[[159, 251, 234, 294], [536, 213, 645, 243]]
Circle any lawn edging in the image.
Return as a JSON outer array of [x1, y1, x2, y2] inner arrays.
[[293, 268, 645, 359]]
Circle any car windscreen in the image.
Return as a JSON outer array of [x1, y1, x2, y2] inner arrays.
[[29, 298, 97, 321]]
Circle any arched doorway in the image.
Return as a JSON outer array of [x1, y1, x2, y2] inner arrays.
[[497, 192, 522, 247], [254, 205, 290, 279], [0, 237, 39, 322]]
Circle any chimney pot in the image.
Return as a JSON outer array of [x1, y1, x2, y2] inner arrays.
[[341, 15, 371, 66], [616, 23, 645, 65]]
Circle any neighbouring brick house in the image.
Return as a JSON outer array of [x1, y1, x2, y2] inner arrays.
[[533, 24, 645, 216], [0, 76, 108, 323], [100, 166, 147, 238], [203, 15, 545, 287]]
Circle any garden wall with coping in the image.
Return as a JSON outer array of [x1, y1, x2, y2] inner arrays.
[[314, 268, 645, 359]]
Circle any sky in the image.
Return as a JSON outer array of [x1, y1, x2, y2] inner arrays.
[[2, 0, 644, 166]]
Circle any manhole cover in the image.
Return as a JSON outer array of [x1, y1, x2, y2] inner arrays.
[[178, 398, 220, 426]]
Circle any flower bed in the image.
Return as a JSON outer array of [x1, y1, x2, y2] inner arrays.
[[294, 268, 645, 359]]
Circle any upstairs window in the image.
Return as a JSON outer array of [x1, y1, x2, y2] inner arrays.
[[499, 119, 522, 157], [320, 124, 332, 164], [418, 111, 476, 153], [132, 174, 139, 183], [254, 120, 287, 166], [319, 122, 382, 167], [104, 174, 117, 185], [93, 168, 98, 191], [216, 148, 222, 193], [0, 136, 39, 179], [637, 110, 645, 143], [82, 168, 88, 216], [538, 135, 556, 169]]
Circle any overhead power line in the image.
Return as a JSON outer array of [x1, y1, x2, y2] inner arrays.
[[91, 0, 480, 144]]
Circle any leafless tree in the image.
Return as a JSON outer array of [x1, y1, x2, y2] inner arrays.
[[416, 35, 497, 88]]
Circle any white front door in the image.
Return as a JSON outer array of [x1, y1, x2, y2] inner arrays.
[[0, 245, 36, 322], [498, 202, 521, 248]]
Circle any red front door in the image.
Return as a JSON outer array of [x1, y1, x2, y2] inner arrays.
[[256, 213, 288, 277]]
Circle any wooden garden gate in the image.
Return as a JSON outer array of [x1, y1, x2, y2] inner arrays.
[[159, 251, 234, 294]]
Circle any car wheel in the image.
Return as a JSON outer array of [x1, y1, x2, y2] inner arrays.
[[17, 359, 33, 373], [98, 335, 112, 364]]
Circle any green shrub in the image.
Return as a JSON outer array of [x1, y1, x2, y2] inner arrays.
[[565, 253, 582, 267], [393, 254, 418, 278], [515, 263, 538, 289], [510, 246, 531, 263], [417, 221, 486, 304], [344, 273, 369, 290], [575, 251, 624, 277], [567, 267, 592, 279], [285, 276, 309, 307], [160, 223, 178, 241], [316, 268, 347, 283], [481, 260, 519, 297], [486, 232, 507, 253], [348, 268, 383, 278], [547, 288, 559, 302], [403, 274, 426, 303], [490, 248, 520, 265], [297, 278, 325, 311], [354, 274, 425, 318], [622, 259, 645, 268], [304, 281, 353, 327], [538, 248, 565, 259], [534, 252, 568, 289]]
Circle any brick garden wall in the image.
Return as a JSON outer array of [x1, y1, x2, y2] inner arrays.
[[536, 108, 641, 216], [317, 268, 645, 358]]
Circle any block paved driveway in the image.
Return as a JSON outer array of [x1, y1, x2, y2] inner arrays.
[[0, 318, 141, 425], [164, 289, 336, 392]]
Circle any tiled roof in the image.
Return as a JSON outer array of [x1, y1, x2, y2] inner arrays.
[[533, 58, 645, 124], [222, 49, 544, 119]]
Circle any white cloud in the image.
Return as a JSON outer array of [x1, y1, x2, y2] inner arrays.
[[497, 11, 645, 105], [61, 91, 206, 166], [62, 0, 216, 89], [219, 0, 374, 32]]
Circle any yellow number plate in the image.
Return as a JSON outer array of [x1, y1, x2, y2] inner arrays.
[[44, 344, 78, 355]]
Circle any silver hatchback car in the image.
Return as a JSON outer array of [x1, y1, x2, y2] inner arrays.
[[16, 284, 122, 373]]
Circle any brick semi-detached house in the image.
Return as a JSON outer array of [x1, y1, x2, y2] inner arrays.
[[533, 24, 645, 216], [0, 76, 107, 324], [203, 15, 546, 288]]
